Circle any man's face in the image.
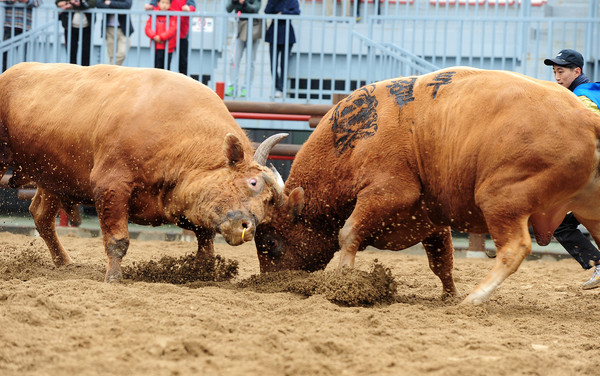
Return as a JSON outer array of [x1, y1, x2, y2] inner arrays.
[[552, 65, 581, 88]]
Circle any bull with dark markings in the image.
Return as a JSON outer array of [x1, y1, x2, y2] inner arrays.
[[255, 67, 600, 304]]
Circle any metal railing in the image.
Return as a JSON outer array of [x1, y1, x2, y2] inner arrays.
[[0, 0, 599, 106]]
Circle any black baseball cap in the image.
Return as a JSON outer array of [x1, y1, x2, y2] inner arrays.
[[544, 49, 584, 69]]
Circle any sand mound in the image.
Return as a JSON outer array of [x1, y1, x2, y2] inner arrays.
[[238, 261, 398, 306], [122, 253, 239, 283]]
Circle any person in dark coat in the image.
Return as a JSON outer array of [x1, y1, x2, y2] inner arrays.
[[264, 0, 299, 98], [544, 48, 600, 290], [96, 0, 134, 65], [55, 0, 96, 66]]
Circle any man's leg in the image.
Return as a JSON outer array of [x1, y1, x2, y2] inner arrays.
[[554, 213, 600, 269], [554, 213, 600, 289], [81, 26, 91, 66], [115, 28, 129, 65], [178, 37, 188, 74], [105, 26, 116, 64]]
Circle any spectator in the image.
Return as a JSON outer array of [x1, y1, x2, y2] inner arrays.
[[325, 0, 350, 18], [264, 0, 299, 98], [1, 0, 42, 72], [544, 48, 600, 290], [225, 0, 262, 98], [145, 0, 177, 70], [145, 0, 195, 75], [96, 0, 134, 65], [55, 0, 96, 66]]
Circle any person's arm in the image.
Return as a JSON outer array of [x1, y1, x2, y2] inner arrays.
[[145, 16, 156, 39], [244, 0, 261, 14], [55, 0, 73, 9], [184, 0, 194, 11], [225, 0, 235, 13], [160, 15, 178, 41], [578, 95, 600, 116], [98, 0, 130, 9], [144, 0, 157, 11], [263, 0, 278, 14], [282, 0, 299, 15], [25, 0, 42, 7]]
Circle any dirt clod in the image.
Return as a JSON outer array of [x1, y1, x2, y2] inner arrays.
[[238, 261, 397, 306], [123, 253, 239, 283]]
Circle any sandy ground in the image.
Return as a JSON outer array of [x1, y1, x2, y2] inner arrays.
[[1, 231, 599, 376]]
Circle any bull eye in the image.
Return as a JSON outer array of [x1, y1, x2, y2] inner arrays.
[[249, 178, 257, 187]]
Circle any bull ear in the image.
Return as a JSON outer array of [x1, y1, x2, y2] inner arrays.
[[223, 133, 244, 165], [287, 187, 304, 218]]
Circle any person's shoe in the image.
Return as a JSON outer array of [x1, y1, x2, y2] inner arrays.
[[583, 265, 600, 290], [225, 85, 235, 97], [240, 88, 247, 98], [274, 90, 283, 98]]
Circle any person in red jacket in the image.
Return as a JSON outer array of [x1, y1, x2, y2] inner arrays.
[[145, 0, 195, 75], [145, 0, 178, 70]]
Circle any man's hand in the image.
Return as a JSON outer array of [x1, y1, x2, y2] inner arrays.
[[57, 0, 73, 9], [104, 0, 111, 5], [181, 4, 190, 11], [144, 3, 153, 10], [153, 35, 161, 43]]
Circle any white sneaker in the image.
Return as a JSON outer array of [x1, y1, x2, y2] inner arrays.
[[583, 265, 600, 290], [274, 90, 283, 98]]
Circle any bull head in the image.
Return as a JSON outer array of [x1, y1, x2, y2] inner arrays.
[[255, 186, 339, 272], [212, 133, 288, 246]]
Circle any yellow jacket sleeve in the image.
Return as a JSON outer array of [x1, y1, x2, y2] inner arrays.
[[577, 95, 600, 116]]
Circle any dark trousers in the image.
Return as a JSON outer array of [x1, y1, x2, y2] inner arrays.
[[269, 43, 292, 92], [178, 37, 188, 74], [64, 26, 91, 66], [554, 212, 600, 269], [155, 49, 173, 70], [3, 27, 24, 72]]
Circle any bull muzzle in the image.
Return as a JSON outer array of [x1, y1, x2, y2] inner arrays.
[[217, 211, 257, 246]]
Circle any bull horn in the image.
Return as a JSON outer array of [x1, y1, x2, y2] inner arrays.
[[253, 133, 289, 166], [262, 171, 284, 206], [269, 163, 285, 189]]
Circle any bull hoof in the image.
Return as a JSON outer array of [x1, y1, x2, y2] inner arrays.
[[460, 295, 485, 305], [441, 290, 459, 301], [104, 273, 123, 284], [53, 256, 74, 267]]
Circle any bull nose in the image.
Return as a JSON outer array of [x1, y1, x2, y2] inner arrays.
[[219, 211, 256, 245]]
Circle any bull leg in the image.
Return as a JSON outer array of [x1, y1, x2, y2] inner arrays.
[[338, 183, 422, 269], [92, 177, 132, 283], [422, 227, 458, 299], [29, 188, 73, 266], [338, 216, 360, 268], [61, 201, 82, 227], [195, 227, 216, 260], [462, 217, 531, 305]]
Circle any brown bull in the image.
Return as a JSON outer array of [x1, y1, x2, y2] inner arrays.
[[255, 67, 600, 304], [0, 62, 287, 283]]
